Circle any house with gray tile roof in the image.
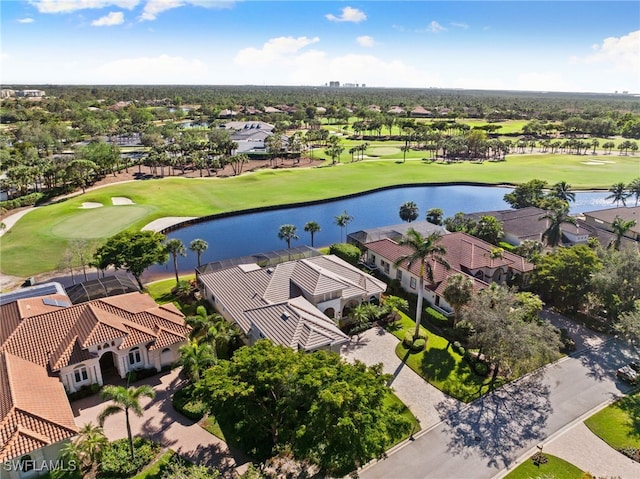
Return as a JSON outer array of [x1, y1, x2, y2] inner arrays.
[[582, 206, 640, 242], [198, 255, 387, 352]]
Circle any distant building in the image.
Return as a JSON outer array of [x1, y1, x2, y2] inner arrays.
[[15, 89, 46, 97], [329, 81, 340, 88]]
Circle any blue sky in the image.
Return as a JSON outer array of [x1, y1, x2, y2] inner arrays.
[[1, 1, 639, 93]]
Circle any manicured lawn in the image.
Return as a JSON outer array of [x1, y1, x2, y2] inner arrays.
[[387, 312, 501, 402], [50, 205, 153, 239], [1, 154, 635, 276], [385, 391, 421, 445], [200, 415, 227, 442], [503, 453, 583, 479], [584, 391, 640, 450], [131, 450, 176, 479], [145, 275, 195, 304]]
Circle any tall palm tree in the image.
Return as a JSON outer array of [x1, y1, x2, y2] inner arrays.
[[628, 178, 640, 206], [394, 229, 449, 340], [334, 211, 353, 242], [551, 181, 575, 203], [99, 385, 156, 461], [304, 221, 321, 247], [189, 238, 208, 267], [606, 182, 630, 206], [165, 238, 186, 285], [75, 422, 108, 469], [609, 215, 637, 250], [539, 206, 577, 247], [442, 273, 474, 328], [178, 340, 216, 382], [399, 201, 419, 223], [278, 224, 298, 249]]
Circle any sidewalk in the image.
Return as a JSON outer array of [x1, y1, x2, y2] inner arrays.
[[341, 326, 459, 428]]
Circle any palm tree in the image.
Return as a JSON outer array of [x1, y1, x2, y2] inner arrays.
[[75, 422, 108, 469], [189, 238, 208, 267], [278, 224, 298, 249], [442, 273, 473, 328], [334, 210, 354, 242], [628, 178, 640, 206], [394, 229, 449, 340], [178, 340, 216, 382], [606, 182, 630, 206], [165, 238, 186, 285], [304, 221, 321, 247], [399, 201, 419, 223], [426, 208, 444, 225], [539, 206, 577, 247], [551, 181, 575, 203], [98, 385, 156, 461], [609, 215, 637, 250]]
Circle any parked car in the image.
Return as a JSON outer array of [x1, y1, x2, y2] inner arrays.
[[616, 364, 640, 385]]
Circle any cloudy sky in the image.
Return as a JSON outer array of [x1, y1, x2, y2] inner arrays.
[[1, 0, 639, 93]]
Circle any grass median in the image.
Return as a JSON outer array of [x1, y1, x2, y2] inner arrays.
[[1, 154, 634, 277]]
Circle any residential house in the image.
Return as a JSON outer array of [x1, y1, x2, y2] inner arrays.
[[347, 220, 448, 251], [363, 232, 534, 315], [198, 254, 387, 352], [582, 206, 640, 242], [0, 290, 188, 476], [464, 207, 549, 245], [387, 106, 406, 115], [410, 106, 433, 118]]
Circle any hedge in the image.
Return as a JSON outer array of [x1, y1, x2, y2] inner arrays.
[[0, 192, 45, 211], [329, 243, 361, 266]]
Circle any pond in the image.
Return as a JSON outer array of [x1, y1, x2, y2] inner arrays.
[[146, 185, 612, 278]]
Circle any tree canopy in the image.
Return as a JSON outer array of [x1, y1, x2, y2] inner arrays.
[[196, 340, 411, 476], [93, 230, 168, 289]]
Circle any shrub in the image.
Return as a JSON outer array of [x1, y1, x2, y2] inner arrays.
[[425, 307, 448, 325], [453, 341, 461, 350], [410, 338, 426, 352], [329, 243, 361, 266], [99, 437, 160, 477], [0, 192, 45, 211], [619, 447, 640, 462], [67, 383, 100, 401], [173, 385, 207, 421], [474, 362, 489, 376], [498, 241, 517, 252], [457, 346, 466, 356], [403, 332, 414, 348], [531, 452, 548, 466]]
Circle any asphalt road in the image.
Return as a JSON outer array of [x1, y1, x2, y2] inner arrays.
[[361, 338, 635, 479]]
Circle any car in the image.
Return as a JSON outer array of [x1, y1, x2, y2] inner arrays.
[[628, 361, 640, 373], [616, 365, 639, 385]]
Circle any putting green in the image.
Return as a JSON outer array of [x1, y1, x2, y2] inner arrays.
[[50, 205, 153, 239], [369, 146, 401, 156]]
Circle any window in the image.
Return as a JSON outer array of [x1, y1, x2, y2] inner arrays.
[[381, 260, 390, 274], [410, 277, 417, 289], [396, 270, 403, 281], [371, 254, 376, 263], [74, 366, 88, 383], [128, 347, 142, 366]]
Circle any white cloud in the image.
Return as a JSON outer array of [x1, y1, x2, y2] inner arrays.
[[450, 22, 468, 30], [139, 0, 235, 21], [235, 36, 320, 66], [573, 30, 639, 74], [30, 0, 138, 13], [325, 6, 366, 23], [18, 18, 35, 24], [426, 21, 446, 33], [357, 35, 375, 47], [95, 54, 208, 82], [92, 11, 124, 26]]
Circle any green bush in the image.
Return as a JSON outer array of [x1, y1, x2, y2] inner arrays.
[[457, 346, 466, 356], [99, 437, 160, 478], [329, 243, 361, 266], [67, 383, 100, 401], [410, 338, 426, 352], [474, 362, 489, 376], [173, 385, 207, 421], [0, 192, 46, 211], [453, 341, 461, 350], [425, 307, 448, 325], [498, 241, 517, 252], [403, 332, 413, 348]]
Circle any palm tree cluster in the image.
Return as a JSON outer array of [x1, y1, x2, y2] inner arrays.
[[606, 178, 640, 206]]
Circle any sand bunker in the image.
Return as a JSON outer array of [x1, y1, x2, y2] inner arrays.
[[79, 202, 103, 209], [112, 197, 135, 205], [582, 161, 605, 165]]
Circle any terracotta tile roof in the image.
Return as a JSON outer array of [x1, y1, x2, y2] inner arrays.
[[0, 352, 77, 462], [0, 303, 21, 345], [150, 326, 189, 351]]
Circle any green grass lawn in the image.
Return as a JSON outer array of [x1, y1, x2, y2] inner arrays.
[[503, 453, 583, 479], [387, 312, 501, 402], [131, 450, 176, 479], [145, 275, 195, 303], [584, 391, 640, 450], [1, 154, 636, 277]]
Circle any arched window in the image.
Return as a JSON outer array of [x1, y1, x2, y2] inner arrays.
[[104, 343, 110, 349], [19, 455, 35, 472], [128, 347, 142, 366], [73, 365, 89, 384]]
